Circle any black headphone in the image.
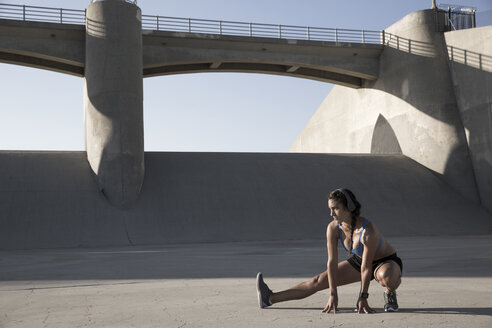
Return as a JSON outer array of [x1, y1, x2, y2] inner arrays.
[[337, 188, 356, 212]]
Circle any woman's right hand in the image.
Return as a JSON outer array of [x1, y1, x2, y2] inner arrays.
[[322, 294, 338, 314]]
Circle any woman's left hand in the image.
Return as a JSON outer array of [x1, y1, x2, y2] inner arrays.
[[356, 297, 376, 314]]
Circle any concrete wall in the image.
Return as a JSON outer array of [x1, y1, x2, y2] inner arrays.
[[290, 9, 481, 205], [444, 26, 492, 212], [0, 151, 491, 250]]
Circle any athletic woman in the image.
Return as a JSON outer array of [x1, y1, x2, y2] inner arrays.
[[256, 188, 403, 313]]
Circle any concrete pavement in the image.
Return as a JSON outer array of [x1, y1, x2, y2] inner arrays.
[[1, 235, 491, 327]]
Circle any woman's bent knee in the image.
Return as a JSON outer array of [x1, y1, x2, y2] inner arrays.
[[375, 262, 401, 287]]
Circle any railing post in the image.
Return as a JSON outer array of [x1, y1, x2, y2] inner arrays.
[[362, 29, 365, 43], [335, 29, 338, 42], [307, 26, 310, 40], [249, 23, 252, 37], [188, 18, 191, 32], [156, 16, 159, 30], [396, 35, 399, 49], [382, 30, 385, 44], [279, 24, 281, 38], [219, 21, 222, 35], [60, 8, 63, 24], [23, 5, 26, 21]]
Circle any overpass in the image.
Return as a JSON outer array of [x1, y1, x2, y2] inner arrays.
[[0, 1, 384, 208], [0, 3, 383, 86]]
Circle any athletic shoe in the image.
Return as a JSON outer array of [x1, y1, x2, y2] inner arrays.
[[256, 272, 272, 308], [384, 291, 399, 312]]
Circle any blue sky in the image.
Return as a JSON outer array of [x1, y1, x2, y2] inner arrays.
[[1, 0, 491, 152]]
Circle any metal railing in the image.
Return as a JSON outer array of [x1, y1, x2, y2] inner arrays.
[[141, 15, 382, 44], [91, 0, 138, 4], [0, 3, 383, 44], [0, 3, 85, 24]]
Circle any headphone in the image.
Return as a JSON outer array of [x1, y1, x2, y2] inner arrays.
[[337, 188, 356, 212]]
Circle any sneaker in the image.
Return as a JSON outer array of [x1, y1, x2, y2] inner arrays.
[[256, 272, 272, 308], [384, 291, 399, 312]]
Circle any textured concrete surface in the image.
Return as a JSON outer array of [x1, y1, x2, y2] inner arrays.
[[1, 235, 491, 327], [1, 151, 491, 250]]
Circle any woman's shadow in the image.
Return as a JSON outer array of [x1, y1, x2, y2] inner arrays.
[[399, 307, 492, 316]]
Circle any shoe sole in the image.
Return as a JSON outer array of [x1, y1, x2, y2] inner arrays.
[[256, 272, 265, 308], [385, 307, 399, 312]]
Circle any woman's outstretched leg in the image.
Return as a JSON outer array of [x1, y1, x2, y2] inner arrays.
[[257, 260, 360, 307], [270, 271, 329, 303]]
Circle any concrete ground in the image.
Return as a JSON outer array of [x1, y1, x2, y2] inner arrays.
[[1, 235, 491, 328]]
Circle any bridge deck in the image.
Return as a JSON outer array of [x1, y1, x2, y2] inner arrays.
[[0, 6, 383, 87]]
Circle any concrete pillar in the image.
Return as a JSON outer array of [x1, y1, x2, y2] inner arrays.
[[84, 0, 144, 208]]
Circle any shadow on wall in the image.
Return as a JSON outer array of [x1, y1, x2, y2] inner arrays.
[[384, 33, 437, 57], [370, 114, 402, 154]]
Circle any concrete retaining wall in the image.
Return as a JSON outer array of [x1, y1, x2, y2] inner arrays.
[[0, 151, 490, 250]]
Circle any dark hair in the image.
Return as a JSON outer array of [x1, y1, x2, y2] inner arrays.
[[329, 189, 361, 255]]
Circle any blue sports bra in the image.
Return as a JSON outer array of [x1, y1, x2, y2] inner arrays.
[[338, 218, 383, 256]]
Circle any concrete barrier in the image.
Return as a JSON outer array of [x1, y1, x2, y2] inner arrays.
[[0, 151, 490, 250]]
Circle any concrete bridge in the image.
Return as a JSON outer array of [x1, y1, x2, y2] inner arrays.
[[0, 3, 383, 86], [1, 0, 492, 250], [0, 0, 384, 208]]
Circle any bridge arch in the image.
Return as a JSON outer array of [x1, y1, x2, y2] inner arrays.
[[142, 72, 331, 152], [141, 31, 382, 88]]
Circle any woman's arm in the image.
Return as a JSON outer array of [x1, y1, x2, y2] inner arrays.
[[322, 222, 339, 313], [358, 223, 379, 313]]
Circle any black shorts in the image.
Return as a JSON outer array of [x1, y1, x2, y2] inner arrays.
[[347, 253, 403, 281]]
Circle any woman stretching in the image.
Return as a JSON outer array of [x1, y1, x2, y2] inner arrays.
[[256, 188, 403, 313]]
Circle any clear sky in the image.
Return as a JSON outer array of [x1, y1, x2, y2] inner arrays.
[[1, 0, 491, 152]]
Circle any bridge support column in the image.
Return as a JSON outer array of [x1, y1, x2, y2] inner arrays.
[[84, 0, 144, 208]]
